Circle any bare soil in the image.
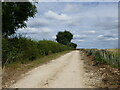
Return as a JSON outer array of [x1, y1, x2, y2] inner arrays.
[[80, 51, 120, 88]]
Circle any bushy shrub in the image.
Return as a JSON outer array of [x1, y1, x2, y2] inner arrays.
[[2, 37, 73, 66]]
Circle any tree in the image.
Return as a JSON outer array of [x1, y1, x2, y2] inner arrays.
[[56, 30, 77, 49], [68, 42, 77, 49], [2, 2, 37, 37], [56, 30, 73, 45]]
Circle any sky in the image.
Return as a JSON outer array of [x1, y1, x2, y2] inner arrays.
[[16, 2, 118, 49]]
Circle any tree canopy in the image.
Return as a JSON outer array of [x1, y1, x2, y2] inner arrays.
[[56, 30, 73, 45], [2, 2, 37, 37], [56, 30, 77, 49], [68, 42, 77, 49]]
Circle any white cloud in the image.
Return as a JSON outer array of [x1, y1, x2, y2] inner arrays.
[[97, 35, 103, 38], [28, 18, 50, 27], [52, 36, 56, 39], [39, 27, 52, 33], [97, 34, 118, 41], [87, 30, 96, 33], [44, 10, 71, 20], [77, 40, 85, 42], [74, 35, 81, 38], [63, 4, 81, 13], [74, 35, 86, 38], [84, 30, 96, 34], [113, 20, 118, 23], [106, 38, 118, 40], [17, 27, 52, 34], [72, 39, 85, 42]]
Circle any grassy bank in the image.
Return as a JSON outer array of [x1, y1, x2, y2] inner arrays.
[[2, 37, 73, 67], [4, 50, 72, 69], [81, 49, 119, 68]]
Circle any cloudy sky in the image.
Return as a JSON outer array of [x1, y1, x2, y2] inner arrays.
[[16, 2, 118, 49]]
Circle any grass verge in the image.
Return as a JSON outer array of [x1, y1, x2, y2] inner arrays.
[[3, 50, 72, 88]]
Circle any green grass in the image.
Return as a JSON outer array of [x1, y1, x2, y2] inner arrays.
[[81, 49, 119, 68], [4, 50, 72, 70], [26, 50, 72, 69]]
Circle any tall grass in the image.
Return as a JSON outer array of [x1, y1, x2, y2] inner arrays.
[[81, 49, 119, 68], [2, 37, 73, 66]]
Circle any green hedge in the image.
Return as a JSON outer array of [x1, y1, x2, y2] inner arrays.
[[2, 37, 73, 66]]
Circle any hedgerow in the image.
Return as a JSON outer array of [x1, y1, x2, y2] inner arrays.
[[2, 37, 73, 66]]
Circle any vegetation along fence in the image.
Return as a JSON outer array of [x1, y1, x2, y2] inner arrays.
[[81, 49, 119, 68]]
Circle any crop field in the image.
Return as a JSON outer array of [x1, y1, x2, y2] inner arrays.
[[81, 49, 120, 68]]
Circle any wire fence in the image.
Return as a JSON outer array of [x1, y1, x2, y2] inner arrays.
[[81, 49, 119, 68]]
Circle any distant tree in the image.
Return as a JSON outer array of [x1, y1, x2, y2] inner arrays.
[[68, 42, 77, 49], [56, 30, 73, 45], [2, 2, 37, 37], [56, 30, 77, 49]]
